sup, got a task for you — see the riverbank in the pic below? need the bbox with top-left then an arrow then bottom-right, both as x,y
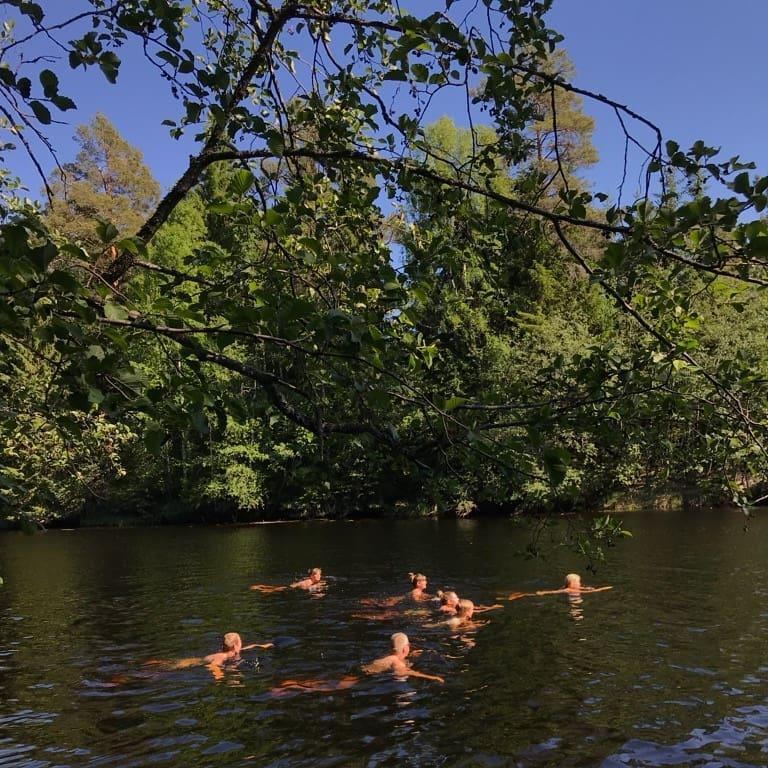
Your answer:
0,483 -> 737,531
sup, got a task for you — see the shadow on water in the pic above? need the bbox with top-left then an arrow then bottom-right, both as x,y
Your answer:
1,510 -> 768,766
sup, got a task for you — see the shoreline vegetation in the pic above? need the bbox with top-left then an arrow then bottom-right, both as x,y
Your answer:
0,484 -> 740,531
3,2 -> 768,535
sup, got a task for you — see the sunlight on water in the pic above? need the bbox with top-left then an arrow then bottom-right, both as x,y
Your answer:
1,511 -> 767,766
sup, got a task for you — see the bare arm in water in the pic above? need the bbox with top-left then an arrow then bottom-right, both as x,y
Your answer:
362,654 -> 444,683
270,675 -> 359,696
290,578 -> 327,590
504,591 -> 536,601
505,584 -> 612,599
249,584 -> 288,593
535,585 -> 613,596
473,603 -> 504,613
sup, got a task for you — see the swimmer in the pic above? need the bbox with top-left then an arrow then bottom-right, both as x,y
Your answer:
291,567 -> 325,591
202,632 -> 270,667
505,572 -> 612,601
362,632 -> 444,683
443,600 -> 487,631
147,632 -> 273,681
270,632 -> 442,696
356,572 -> 431,610
535,573 -> 613,596
437,590 -> 502,615
250,567 -> 325,593
437,590 -> 460,614
407,572 -> 431,602
426,601 -> 487,649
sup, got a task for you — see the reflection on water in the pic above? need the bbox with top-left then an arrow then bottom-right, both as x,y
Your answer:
1,510 -> 767,766
567,593 -> 584,623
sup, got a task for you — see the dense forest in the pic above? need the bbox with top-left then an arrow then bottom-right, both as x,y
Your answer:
1,1 -> 768,528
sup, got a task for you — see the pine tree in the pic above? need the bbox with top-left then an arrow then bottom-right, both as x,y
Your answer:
526,51 -> 598,189
45,114 -> 161,249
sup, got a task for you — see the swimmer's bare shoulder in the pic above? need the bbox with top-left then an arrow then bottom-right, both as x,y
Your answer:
361,654 -> 399,675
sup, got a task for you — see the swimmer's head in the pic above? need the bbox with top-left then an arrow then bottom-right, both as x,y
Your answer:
309,567 -> 322,584
408,572 -> 427,589
564,573 -> 581,589
391,632 -> 410,658
222,632 -> 242,653
456,599 -> 474,619
439,590 -> 459,607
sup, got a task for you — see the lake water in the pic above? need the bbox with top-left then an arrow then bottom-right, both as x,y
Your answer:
1,510 -> 768,767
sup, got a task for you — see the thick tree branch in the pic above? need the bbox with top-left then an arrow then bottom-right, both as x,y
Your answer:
101,0 -> 299,285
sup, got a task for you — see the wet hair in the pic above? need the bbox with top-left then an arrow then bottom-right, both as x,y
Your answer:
564,573 -> 581,588
391,632 -> 409,653
309,567 -> 322,578
222,632 -> 242,652
456,599 -> 474,618
438,590 -> 459,606
408,572 -> 427,587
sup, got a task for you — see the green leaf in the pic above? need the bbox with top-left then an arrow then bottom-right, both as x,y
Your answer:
603,243 -> 624,269
267,132 -> 284,157
116,237 -> 146,256
263,208 -> 282,226
444,396 -> 467,412
98,51 -> 121,84
20,2 -> 44,23
39,69 -> 58,97
157,50 -> 179,68
208,200 -> 235,215
103,301 -> 129,321
383,69 -> 408,81
228,168 -> 254,196
299,236 -> 323,258
96,220 -> 118,243
29,100 -> 51,125
16,77 -> 31,98
732,171 -> 751,195
86,344 -> 105,360
51,94 -> 76,111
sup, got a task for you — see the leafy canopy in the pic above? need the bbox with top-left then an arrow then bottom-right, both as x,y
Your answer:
1,1 -> 768,522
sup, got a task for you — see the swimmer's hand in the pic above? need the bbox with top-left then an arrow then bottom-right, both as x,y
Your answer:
406,669 -> 445,683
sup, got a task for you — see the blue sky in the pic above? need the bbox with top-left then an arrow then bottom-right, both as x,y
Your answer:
4,1 -> 767,202
549,1 -> 768,195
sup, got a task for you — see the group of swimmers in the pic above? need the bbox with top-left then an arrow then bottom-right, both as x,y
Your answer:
159,569 -> 611,689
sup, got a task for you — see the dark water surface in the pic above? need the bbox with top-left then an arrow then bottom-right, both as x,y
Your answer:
1,510 -> 768,767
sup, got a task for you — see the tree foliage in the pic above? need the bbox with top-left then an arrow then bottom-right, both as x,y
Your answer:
45,114 -> 161,248
1,1 -> 768,523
